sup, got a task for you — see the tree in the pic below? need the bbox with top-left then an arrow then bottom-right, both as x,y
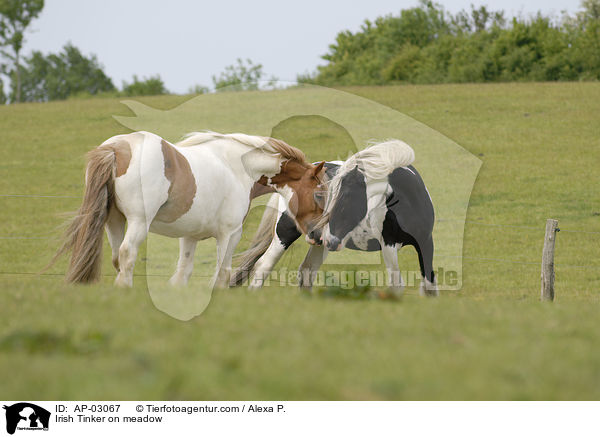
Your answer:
0,0 -> 44,103
212,58 -> 264,91
15,43 -> 115,101
314,1 -> 454,85
0,77 -> 5,103
579,0 -> 600,21
574,0 -> 600,78
121,74 -> 168,96
187,83 -> 209,95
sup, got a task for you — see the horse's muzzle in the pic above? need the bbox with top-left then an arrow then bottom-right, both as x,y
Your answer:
306,229 -> 323,246
325,235 -> 341,251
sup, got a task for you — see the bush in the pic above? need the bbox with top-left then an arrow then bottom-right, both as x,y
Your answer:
383,44 -> 424,82
121,75 -> 168,97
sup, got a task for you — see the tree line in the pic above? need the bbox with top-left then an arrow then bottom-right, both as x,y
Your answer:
0,1 -> 272,103
2,0 -> 599,103
300,0 -> 600,85
0,39 -> 171,103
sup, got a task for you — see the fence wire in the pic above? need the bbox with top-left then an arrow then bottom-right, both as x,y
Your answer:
1,193 -> 599,276
0,194 -> 79,199
438,219 -> 600,235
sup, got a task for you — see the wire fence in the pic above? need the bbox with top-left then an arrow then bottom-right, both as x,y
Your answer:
2,193 -> 599,276
0,271 -> 168,277
0,194 -> 79,199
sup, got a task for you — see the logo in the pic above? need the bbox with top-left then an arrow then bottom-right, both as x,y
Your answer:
3,403 -> 50,435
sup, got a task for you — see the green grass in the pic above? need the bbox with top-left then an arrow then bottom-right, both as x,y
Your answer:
1,83 -> 599,400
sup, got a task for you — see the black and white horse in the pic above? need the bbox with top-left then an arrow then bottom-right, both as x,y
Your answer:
231,140 -> 438,296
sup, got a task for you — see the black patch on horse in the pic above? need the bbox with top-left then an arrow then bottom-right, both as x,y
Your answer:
329,166 -> 367,240
346,238 -> 381,251
276,212 -> 301,248
382,166 -> 436,283
385,166 -> 434,239
323,162 -> 340,180
382,209 -> 418,247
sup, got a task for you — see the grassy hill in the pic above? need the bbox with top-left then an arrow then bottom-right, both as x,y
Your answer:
0,83 -> 598,399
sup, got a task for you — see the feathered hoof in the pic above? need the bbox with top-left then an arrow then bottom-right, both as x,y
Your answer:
114,274 -> 133,288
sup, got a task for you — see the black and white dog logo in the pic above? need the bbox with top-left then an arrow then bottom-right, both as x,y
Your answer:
3,403 -> 50,435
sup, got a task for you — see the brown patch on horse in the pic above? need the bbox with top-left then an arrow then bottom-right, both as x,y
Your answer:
250,178 -> 276,200
267,161 -> 309,187
155,139 -> 197,223
111,140 -> 132,177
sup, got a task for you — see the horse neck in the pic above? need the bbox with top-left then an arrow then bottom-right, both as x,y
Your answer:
205,140 -> 283,184
250,164 -> 302,202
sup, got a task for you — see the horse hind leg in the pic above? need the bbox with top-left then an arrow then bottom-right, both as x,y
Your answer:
115,218 -> 148,287
212,227 -> 244,290
416,235 -> 438,297
105,207 -> 126,272
169,237 -> 198,286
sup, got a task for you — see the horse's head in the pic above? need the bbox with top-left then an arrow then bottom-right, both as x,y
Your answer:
268,160 -> 327,235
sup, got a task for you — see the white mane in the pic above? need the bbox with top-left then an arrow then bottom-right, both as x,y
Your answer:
176,131 -> 307,163
177,131 -> 268,149
336,139 -> 415,182
319,139 -> 415,224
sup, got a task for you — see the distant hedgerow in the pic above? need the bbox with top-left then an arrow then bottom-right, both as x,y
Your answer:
121,75 -> 169,97
301,0 -> 600,85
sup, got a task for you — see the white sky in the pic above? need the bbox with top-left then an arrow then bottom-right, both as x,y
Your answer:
18,0 -> 580,93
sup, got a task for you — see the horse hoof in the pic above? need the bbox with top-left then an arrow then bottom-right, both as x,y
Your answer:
420,288 -> 439,297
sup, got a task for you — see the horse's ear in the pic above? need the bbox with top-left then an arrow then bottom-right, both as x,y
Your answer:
312,161 -> 325,176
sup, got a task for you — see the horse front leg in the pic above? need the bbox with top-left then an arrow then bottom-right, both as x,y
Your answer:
298,244 -> 328,290
382,244 -> 405,296
248,215 -> 301,290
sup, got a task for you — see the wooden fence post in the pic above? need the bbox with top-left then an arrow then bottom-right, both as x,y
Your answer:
541,219 -> 559,301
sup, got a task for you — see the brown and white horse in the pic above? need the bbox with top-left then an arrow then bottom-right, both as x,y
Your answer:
53,131 -> 325,288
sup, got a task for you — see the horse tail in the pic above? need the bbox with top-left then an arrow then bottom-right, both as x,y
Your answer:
230,194 -> 280,286
47,146 -> 117,283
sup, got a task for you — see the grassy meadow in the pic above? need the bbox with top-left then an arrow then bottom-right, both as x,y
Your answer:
0,83 -> 599,399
